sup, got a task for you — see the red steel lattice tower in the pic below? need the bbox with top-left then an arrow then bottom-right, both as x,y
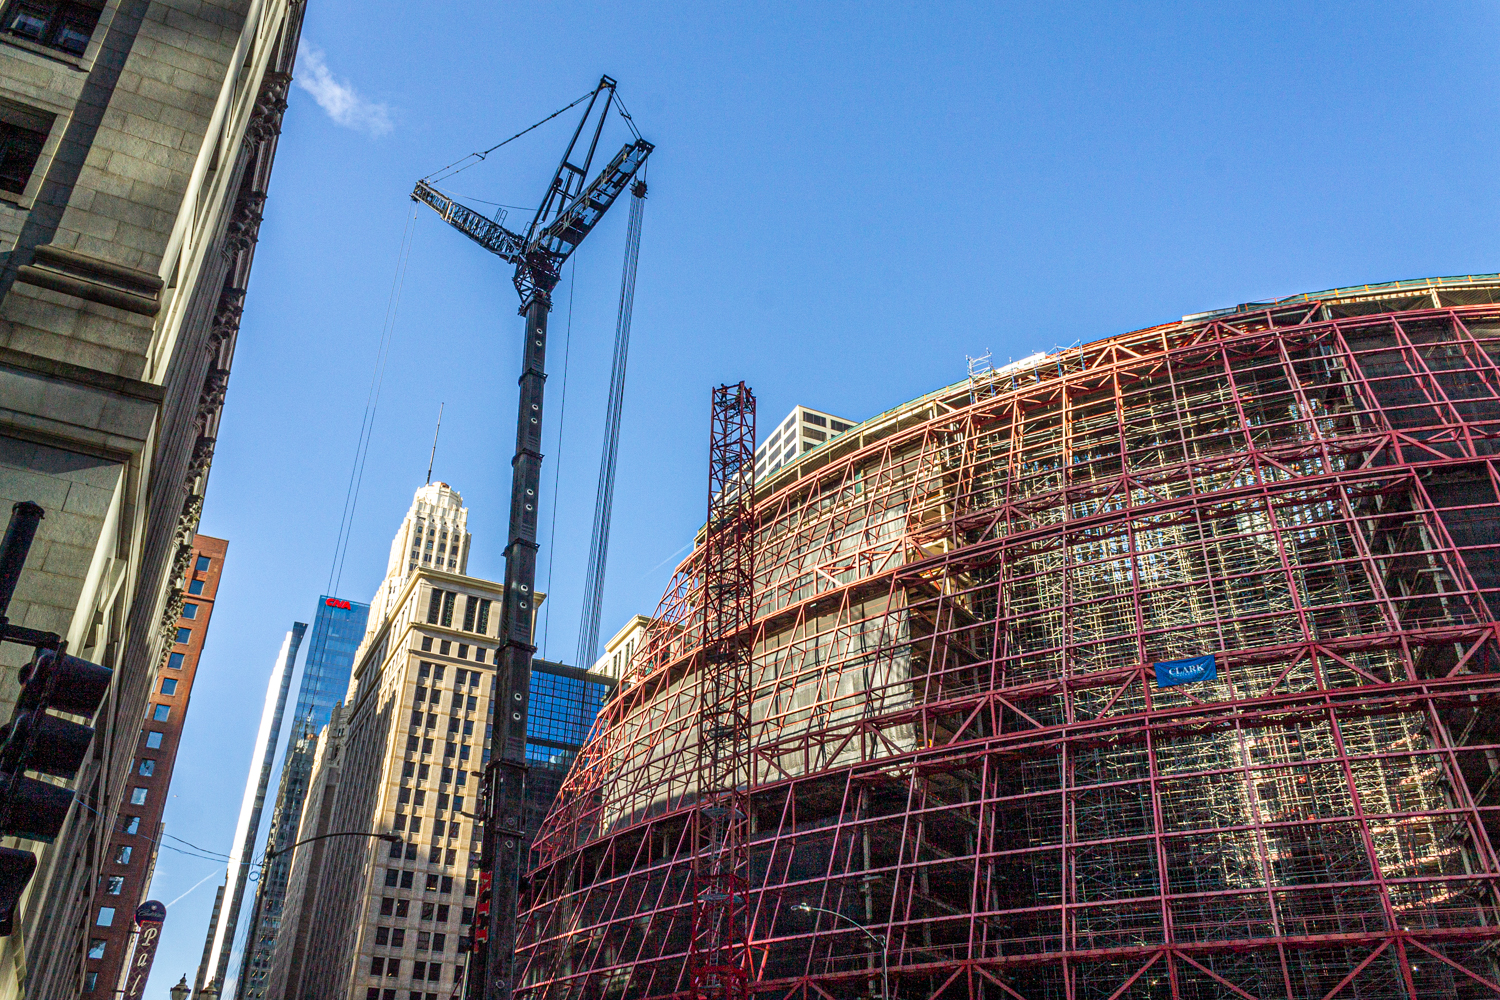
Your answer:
689,382 -> 757,1000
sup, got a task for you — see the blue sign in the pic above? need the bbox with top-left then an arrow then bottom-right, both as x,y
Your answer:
1153,654 -> 1217,688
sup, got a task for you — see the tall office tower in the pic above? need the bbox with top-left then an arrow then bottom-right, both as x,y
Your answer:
86,536 -> 227,995
265,702 -> 350,1000
0,2 -> 310,995
239,595 -> 370,1000
290,482 -> 496,999
366,481 -> 472,633
197,623 -> 307,995
752,404 -> 856,480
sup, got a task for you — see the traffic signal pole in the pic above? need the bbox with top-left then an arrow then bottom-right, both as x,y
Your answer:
0,500 -> 113,934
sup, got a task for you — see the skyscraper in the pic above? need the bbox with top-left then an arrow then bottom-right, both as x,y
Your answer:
196,624 -> 307,995
288,482 -> 493,998
238,595 -> 370,999
87,536 -> 227,996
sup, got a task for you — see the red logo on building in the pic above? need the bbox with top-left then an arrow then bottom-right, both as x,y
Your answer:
325,598 -> 352,609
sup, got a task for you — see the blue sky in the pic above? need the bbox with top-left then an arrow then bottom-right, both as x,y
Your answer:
144,1 -> 1500,991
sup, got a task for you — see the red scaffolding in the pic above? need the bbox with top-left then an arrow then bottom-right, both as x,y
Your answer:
520,276 -> 1500,1000
689,383 -> 758,1000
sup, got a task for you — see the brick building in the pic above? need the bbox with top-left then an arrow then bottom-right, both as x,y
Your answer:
86,535 -> 225,993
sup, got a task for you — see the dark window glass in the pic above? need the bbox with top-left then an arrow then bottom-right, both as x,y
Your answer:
427,963 -> 441,981
437,904 -> 450,922
402,762 -> 415,778
477,599 -> 491,635
462,596 -> 476,632
385,869 -> 399,887
88,938 -> 106,959
396,899 -> 409,917
425,873 -> 439,891
386,959 -> 399,978
376,926 -> 390,945
404,843 -> 417,861
427,589 -> 443,624
145,731 -> 163,749
84,972 -> 98,992
195,555 -> 210,571
167,652 -> 185,670
174,627 -> 191,645
3,1 -> 98,55
420,636 -> 432,651
421,901 -> 435,920
440,875 -> 453,894
370,958 -> 385,976
432,933 -> 446,952
803,412 -> 826,427
367,990 -> 380,1000
380,897 -> 394,916
400,871 -> 414,889
391,929 -> 404,946
440,591 -> 454,627
160,678 -> 177,695
181,603 -> 198,620
417,764 -> 429,780
187,578 -> 204,594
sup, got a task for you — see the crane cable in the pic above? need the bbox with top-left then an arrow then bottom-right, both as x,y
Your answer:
326,204 -> 419,597
422,85 -> 642,187
575,176 -> 646,667
423,90 -> 594,185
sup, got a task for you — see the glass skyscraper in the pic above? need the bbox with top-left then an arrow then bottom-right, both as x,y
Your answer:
236,595 -> 369,999
292,596 -> 371,735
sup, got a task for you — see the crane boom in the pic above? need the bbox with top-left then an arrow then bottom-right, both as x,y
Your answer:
409,76 -> 651,1000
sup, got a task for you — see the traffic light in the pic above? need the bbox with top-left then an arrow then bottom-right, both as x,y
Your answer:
0,501 -> 113,935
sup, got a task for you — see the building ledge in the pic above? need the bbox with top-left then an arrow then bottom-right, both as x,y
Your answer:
15,245 -> 164,317
0,344 -> 163,403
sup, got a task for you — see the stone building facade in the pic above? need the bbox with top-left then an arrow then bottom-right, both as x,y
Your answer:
0,1 -> 308,995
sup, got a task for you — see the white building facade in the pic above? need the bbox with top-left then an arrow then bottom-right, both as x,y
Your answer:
753,405 -> 856,480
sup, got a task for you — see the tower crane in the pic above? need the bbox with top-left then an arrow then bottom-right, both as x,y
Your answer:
411,75 -> 651,1000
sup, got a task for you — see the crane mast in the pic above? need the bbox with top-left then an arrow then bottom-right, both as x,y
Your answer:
411,75 -> 651,1000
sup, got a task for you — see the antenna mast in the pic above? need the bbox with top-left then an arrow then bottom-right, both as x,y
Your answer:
426,402 -> 444,484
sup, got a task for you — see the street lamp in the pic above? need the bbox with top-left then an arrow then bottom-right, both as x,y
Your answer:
792,902 -> 890,1000
263,830 -> 403,862
196,983 -> 219,1000
170,976 -> 190,1000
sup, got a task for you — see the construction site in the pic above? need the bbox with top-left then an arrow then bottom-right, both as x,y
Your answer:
510,275 -> 1500,1000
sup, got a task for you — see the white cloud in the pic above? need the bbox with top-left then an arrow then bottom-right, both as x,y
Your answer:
295,42 -> 393,137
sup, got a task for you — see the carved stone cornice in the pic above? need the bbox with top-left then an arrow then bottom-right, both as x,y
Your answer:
221,192 -> 267,262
